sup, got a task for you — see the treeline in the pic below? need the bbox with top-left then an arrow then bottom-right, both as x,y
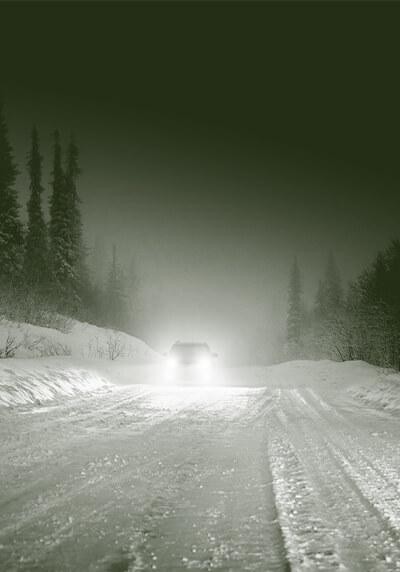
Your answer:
0,102 -> 133,332
286,242 -> 400,369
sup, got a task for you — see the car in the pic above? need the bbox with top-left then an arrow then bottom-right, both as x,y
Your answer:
166,341 -> 217,368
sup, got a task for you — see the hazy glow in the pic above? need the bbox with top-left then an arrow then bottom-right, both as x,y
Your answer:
166,356 -> 178,368
3,3 -> 399,367
197,355 -> 212,369
163,362 -> 214,385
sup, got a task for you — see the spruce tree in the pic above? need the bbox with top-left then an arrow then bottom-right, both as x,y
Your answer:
325,251 -> 343,312
92,235 -> 106,285
65,136 -> 83,270
49,130 -> 74,305
24,126 -> 48,289
65,135 -> 89,311
314,252 -> 343,320
287,257 -> 303,344
312,252 -> 345,360
314,279 -> 327,320
0,102 -> 24,286
105,245 -> 127,330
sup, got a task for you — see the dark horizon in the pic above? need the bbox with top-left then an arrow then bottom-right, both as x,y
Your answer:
2,1 -> 400,363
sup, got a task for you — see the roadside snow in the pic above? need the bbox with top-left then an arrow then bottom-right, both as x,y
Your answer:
267,359 -> 400,415
0,317 -> 160,407
2,317 -> 400,415
0,358 -> 111,407
347,369 -> 400,414
2,356 -> 400,569
0,318 -> 159,362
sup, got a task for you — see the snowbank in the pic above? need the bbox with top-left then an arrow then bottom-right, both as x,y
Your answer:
267,359 -> 400,415
0,318 -> 159,363
0,317 -> 161,407
0,358 -> 111,407
347,369 -> 400,414
217,359 -> 383,390
218,359 -> 400,414
2,324 -> 400,414
265,359 -> 382,389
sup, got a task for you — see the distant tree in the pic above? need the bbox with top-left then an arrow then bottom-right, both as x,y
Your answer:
24,126 -> 48,289
284,242 -> 400,368
64,135 -> 90,312
314,279 -> 327,321
92,234 -> 107,285
325,251 -> 343,311
126,255 -> 140,331
306,252 -> 345,360
347,240 -> 400,368
65,136 -> 84,277
104,245 -> 128,330
287,256 -> 303,345
315,251 -> 343,320
49,130 -> 69,300
0,102 -> 24,286
49,132 -> 87,312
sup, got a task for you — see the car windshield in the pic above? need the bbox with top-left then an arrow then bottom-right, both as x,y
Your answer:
170,343 -> 210,360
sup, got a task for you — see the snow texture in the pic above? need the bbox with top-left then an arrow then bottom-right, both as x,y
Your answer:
0,317 -> 159,362
0,359 -> 111,407
0,318 -> 160,407
1,357 -> 400,570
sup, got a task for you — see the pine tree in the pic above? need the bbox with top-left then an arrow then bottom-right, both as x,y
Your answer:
65,136 -> 83,271
105,245 -> 128,330
92,234 -> 106,285
325,251 -> 343,312
0,102 -> 24,286
312,252 -> 345,360
126,255 -> 139,327
49,130 -> 80,310
24,126 -> 48,289
287,257 -> 303,344
315,252 -> 343,320
314,279 -> 326,319
49,130 -> 67,295
65,135 -> 89,312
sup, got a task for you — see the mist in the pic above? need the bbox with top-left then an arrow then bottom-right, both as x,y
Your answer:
3,3 -> 400,571
1,2 -> 399,364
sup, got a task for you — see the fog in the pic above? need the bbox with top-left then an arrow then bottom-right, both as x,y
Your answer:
2,2 -> 400,364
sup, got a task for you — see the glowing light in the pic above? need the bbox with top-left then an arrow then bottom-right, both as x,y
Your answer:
167,356 -> 178,367
197,355 -> 212,368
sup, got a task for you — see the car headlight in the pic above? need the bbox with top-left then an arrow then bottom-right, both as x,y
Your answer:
197,355 -> 212,368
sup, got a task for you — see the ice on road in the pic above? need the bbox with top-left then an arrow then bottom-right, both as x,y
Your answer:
1,365 -> 400,571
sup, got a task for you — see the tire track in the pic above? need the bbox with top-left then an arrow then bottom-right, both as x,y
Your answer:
1,387 -> 286,571
269,388 -> 400,571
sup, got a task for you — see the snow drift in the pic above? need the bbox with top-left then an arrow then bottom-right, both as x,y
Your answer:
219,359 -> 400,415
0,358 -> 111,407
2,316 -> 400,414
0,317 -> 160,407
0,318 -> 159,362
347,368 -> 400,414
269,359 -> 400,415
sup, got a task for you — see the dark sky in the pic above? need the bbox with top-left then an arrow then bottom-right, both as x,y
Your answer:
2,1 -> 400,363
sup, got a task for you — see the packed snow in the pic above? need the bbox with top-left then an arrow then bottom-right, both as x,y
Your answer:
0,317 -> 159,362
261,358 -> 400,415
2,336 -> 400,570
0,318 -> 160,407
0,359 -> 112,407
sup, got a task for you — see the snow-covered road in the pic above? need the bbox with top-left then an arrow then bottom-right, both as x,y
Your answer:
1,368 -> 400,571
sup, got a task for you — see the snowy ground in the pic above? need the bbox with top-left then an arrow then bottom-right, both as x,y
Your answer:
1,360 -> 400,571
0,318 -> 159,362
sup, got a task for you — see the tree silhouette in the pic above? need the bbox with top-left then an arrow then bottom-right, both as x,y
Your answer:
0,102 -> 24,286
24,126 -> 48,289
287,256 -> 303,345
